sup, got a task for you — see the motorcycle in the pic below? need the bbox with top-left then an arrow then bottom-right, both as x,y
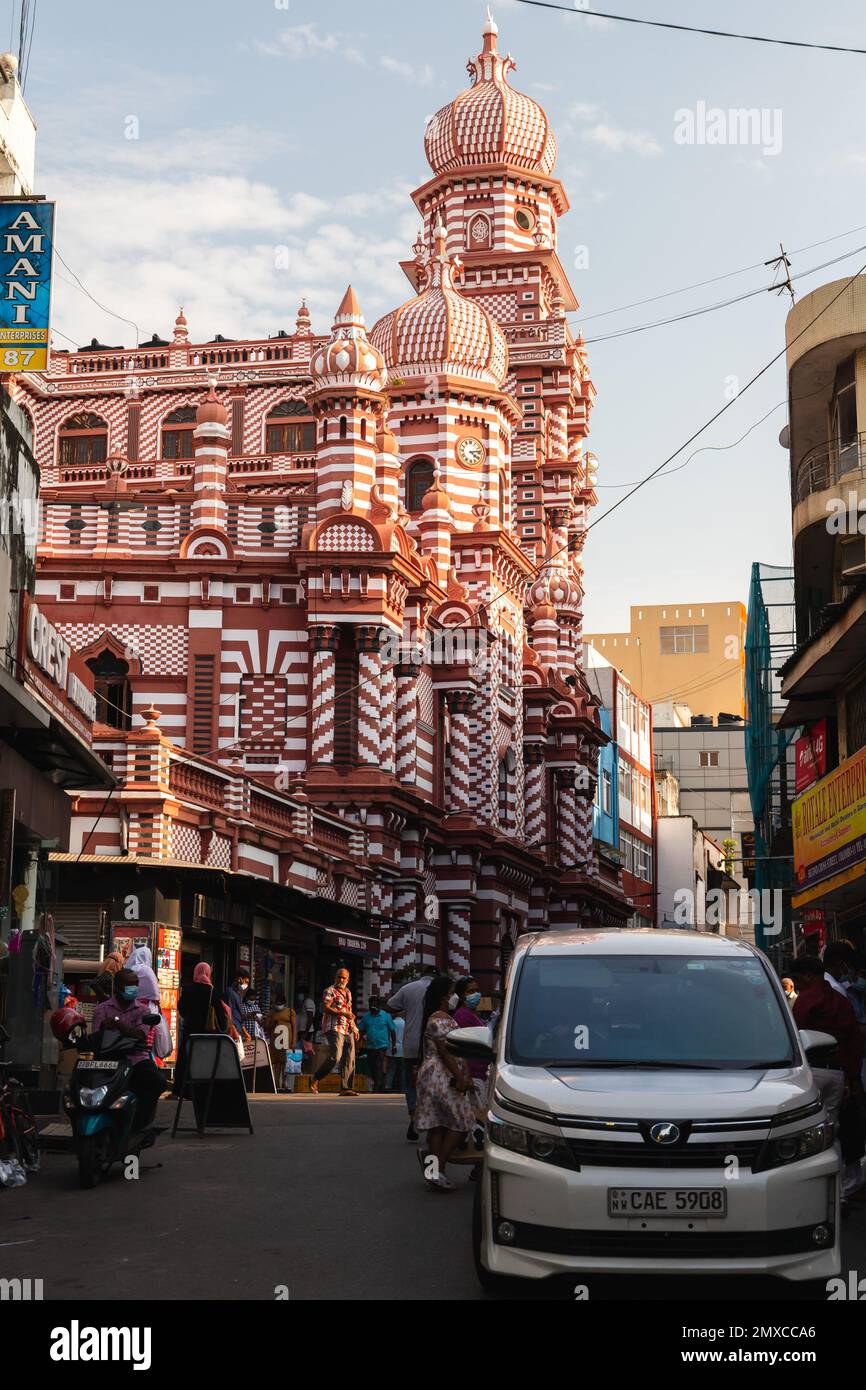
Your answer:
63,1015 -> 166,1189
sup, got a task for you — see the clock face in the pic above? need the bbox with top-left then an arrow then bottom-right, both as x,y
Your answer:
457,436 -> 485,468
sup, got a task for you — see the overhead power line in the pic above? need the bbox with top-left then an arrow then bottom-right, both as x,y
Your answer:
514,0 -> 866,56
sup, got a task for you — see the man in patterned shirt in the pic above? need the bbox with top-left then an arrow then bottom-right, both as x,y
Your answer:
310,967 -> 359,1095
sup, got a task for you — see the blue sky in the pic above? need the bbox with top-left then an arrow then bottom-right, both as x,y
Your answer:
20,0 -> 866,629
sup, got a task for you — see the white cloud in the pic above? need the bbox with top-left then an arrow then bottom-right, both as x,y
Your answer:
254,24 -> 366,65
583,123 -> 661,156
380,55 -> 435,86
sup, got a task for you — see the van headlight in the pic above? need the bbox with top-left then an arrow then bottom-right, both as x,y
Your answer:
759,1121 -> 835,1171
487,1115 -> 574,1169
78,1085 -> 109,1109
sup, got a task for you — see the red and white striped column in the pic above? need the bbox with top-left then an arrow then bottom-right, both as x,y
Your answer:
379,656 -> 396,774
556,769 -> 579,869
523,743 -> 546,845
395,661 -> 419,783
354,626 -> 382,765
446,904 -> 472,977
192,381 -> 229,531
447,690 -> 475,813
309,624 -> 340,764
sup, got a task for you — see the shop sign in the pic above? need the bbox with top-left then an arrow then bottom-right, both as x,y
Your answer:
795,719 -> 827,795
0,200 -> 55,370
792,744 -> 866,895
21,596 -> 97,741
323,927 -> 379,957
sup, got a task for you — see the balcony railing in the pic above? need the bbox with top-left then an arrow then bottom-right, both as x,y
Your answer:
794,434 -> 866,503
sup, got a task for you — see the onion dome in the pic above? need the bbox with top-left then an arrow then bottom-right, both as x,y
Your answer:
370,219 -> 508,388
295,299 -> 312,336
172,308 -> 189,344
424,12 -> 557,178
196,376 -> 228,427
310,285 -> 386,391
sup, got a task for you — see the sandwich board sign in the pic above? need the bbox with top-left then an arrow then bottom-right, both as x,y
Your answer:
0,198 -> 55,370
171,1033 -> 254,1137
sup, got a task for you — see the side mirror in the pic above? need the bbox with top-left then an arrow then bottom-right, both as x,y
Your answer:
446,1025 -> 495,1062
798,1028 -> 839,1065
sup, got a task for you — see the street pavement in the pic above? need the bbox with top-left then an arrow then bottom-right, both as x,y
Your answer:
3,1094 -> 866,1302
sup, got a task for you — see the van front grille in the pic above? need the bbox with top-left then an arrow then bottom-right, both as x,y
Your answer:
565,1138 -> 763,1169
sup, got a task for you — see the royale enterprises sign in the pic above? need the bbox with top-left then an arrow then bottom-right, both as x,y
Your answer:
792,743 -> 866,902
0,199 -> 55,370
20,596 -> 97,742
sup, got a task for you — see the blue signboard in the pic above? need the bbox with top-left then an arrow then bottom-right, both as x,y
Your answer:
0,198 -> 54,369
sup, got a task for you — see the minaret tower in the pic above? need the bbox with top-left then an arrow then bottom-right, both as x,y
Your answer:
307,285 -> 387,522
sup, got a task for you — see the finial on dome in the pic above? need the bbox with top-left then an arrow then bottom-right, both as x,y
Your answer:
296,299 -> 312,335
483,6 -> 498,52
173,307 -> 189,343
432,215 -> 448,259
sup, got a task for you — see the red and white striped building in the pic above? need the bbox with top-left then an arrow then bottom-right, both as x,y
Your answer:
16,16 -> 627,991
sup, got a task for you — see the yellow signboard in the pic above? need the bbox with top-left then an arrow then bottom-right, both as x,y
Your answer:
792,743 -> 866,899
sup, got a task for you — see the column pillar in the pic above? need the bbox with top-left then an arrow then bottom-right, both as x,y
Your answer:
446,690 -> 476,813
309,624 -> 340,765
523,743 -> 546,845
380,654 -> 396,774
446,903 -> 472,977
555,769 -> 579,869
354,625 -> 383,765
394,661 -> 419,783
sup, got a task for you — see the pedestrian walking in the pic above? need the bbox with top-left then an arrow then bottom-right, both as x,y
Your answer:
223,969 -> 253,1041
359,995 -> 396,1093
793,955 -> 865,1202
386,965 -> 435,1139
265,996 -> 296,1092
413,975 -> 475,1192
386,1015 -> 405,1092
310,967 -> 359,1096
781,976 -> 797,1006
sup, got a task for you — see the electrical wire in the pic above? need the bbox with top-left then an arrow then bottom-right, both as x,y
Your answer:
570,222 -> 866,327
53,246 -> 142,345
579,241 -> 866,346
514,0 -> 866,56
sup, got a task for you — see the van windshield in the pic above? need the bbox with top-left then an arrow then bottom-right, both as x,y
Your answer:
507,954 -> 795,1069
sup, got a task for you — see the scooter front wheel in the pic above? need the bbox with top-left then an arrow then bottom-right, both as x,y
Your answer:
77,1130 -> 112,1189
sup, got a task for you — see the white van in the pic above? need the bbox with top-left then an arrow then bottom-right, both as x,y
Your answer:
448,929 -> 841,1291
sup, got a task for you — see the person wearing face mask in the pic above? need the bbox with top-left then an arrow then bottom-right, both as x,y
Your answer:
413,975 -> 474,1192
359,993 -> 396,1093
452,977 -> 490,1105
223,969 -> 253,1042
91,969 -> 164,1130
823,941 -> 857,998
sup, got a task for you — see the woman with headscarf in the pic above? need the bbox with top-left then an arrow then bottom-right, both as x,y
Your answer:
175,961 -> 225,1092
123,945 -> 171,1067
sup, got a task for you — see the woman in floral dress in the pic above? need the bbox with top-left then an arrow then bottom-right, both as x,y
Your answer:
414,975 -> 476,1192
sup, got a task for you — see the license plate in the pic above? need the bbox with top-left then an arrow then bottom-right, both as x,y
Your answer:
608,1187 -> 727,1218
75,1060 -> 119,1071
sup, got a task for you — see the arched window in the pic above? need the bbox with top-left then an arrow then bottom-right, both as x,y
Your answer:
161,405 -> 197,460
58,412 -> 108,468
405,457 -> 435,514
339,416 -> 347,440
86,649 -> 132,730
265,399 -> 315,454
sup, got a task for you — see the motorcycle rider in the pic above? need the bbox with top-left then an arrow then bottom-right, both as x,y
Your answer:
91,968 -> 164,1130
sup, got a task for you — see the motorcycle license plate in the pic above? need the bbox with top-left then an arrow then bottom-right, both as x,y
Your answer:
75,1060 -> 119,1070
608,1187 -> 727,1217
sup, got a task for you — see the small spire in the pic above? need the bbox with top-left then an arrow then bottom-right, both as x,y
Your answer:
483,6 -> 498,52
335,284 -> 364,325
173,307 -> 189,343
295,299 -> 312,335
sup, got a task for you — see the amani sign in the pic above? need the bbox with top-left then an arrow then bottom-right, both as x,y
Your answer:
792,744 -> 866,904
0,199 -> 54,370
